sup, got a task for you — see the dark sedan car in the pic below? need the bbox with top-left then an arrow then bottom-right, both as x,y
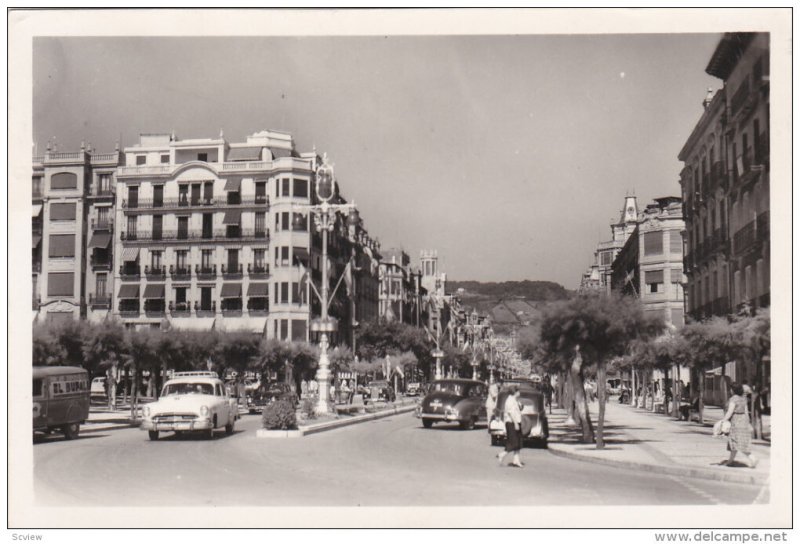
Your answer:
248,382 -> 298,414
415,379 -> 487,430
364,380 -> 396,403
488,388 -> 549,447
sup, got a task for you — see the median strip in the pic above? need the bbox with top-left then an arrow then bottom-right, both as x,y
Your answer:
256,402 -> 417,438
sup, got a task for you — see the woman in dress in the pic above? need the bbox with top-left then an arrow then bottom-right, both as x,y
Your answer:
497,385 -> 524,468
722,382 -> 758,468
485,383 -> 499,423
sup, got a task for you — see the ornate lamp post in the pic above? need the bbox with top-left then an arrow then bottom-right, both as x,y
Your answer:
293,154 -> 360,415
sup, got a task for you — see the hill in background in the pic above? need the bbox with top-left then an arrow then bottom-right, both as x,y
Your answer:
448,280 -> 572,334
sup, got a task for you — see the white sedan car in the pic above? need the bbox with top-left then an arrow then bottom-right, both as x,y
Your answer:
141,372 -> 239,441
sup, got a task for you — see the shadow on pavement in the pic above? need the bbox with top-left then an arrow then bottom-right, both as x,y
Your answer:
34,433 -> 106,445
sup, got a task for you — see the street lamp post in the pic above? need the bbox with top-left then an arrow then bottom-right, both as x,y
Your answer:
293,153 -> 361,416
432,348 -> 444,381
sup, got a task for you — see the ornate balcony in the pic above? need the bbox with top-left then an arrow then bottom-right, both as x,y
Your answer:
121,228 -> 270,244
168,301 -> 192,317
90,254 -> 112,270
194,300 -> 216,317
90,218 -> 114,231
89,294 -> 111,309
222,263 -> 243,279
121,195 -> 270,212
144,265 -> 167,280
733,221 -> 756,255
169,265 -> 192,280
196,264 -> 217,280
119,265 -> 141,281
247,264 -> 269,278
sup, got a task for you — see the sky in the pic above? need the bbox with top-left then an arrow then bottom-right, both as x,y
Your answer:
33,34 -> 721,289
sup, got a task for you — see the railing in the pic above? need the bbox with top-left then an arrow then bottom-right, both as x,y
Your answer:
194,300 -> 216,317
756,211 -> 770,240
168,301 -> 192,316
44,152 -> 84,161
90,153 -> 119,163
119,308 -> 141,318
117,164 -> 173,176
89,294 -> 111,308
144,265 -> 167,280
169,265 -> 192,279
117,160 -> 280,177
33,156 -> 44,164
122,196 -> 270,210
90,187 -> 114,197
91,218 -> 114,230
733,221 -> 756,255
730,76 -> 751,115
222,264 -> 243,278
196,265 -> 217,279
247,308 -> 269,316
220,161 -> 272,171
222,308 -> 243,317
248,264 -> 269,277
121,228 -> 270,243
90,255 -> 112,269
119,265 -> 141,280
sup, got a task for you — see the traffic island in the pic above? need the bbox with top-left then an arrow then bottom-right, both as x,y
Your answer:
255,400 -> 417,439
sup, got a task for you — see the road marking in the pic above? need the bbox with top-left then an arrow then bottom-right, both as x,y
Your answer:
752,483 -> 770,504
668,476 -> 722,505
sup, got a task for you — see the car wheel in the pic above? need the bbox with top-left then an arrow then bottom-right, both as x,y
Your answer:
460,417 -> 476,430
148,430 -> 159,441
62,423 -> 79,440
225,421 -> 234,435
422,418 -> 434,428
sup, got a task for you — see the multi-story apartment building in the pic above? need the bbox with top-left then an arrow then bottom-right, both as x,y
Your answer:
679,32 -> 770,320
610,197 -> 686,327
420,249 -> 449,337
113,130 -> 313,336
32,143 -> 122,324
580,196 -> 639,292
378,248 -> 424,326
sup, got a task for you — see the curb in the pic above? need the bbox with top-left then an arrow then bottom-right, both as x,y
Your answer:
547,442 -> 767,486
82,423 -> 137,434
255,403 -> 417,438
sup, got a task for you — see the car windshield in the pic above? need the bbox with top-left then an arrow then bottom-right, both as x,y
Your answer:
162,382 -> 215,396
433,382 -> 464,396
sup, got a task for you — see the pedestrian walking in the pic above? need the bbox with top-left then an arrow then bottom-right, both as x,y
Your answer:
721,382 -> 758,468
485,383 -> 499,421
543,376 -> 554,414
497,385 -> 524,468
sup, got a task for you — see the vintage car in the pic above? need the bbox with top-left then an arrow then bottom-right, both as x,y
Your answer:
140,371 -> 239,440
501,377 -> 542,392
405,382 -> 422,397
488,387 -> 549,447
364,380 -> 396,403
248,382 -> 298,414
415,379 -> 488,430
90,376 -> 107,400
33,366 -> 90,440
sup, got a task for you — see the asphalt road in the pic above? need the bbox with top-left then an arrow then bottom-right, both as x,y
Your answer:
34,412 -> 767,507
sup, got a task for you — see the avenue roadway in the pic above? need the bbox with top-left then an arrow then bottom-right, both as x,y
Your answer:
34,412 -> 766,507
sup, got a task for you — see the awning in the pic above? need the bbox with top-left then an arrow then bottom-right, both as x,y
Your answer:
247,283 -> 269,297
293,247 -> 310,266
32,235 -> 41,248
143,284 -> 165,299
223,178 -> 241,192
118,284 -> 140,299
269,148 -> 294,159
220,283 -> 242,298
121,247 -> 140,262
88,231 -> 112,249
222,210 -> 241,225
227,147 -> 263,161
32,204 -> 42,217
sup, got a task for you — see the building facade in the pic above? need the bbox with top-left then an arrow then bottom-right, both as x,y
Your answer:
580,196 -> 639,292
32,144 -> 123,324
679,32 -> 770,320
378,248 -> 424,326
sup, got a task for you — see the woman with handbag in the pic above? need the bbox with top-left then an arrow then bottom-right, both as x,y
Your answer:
721,382 -> 758,468
496,385 -> 524,468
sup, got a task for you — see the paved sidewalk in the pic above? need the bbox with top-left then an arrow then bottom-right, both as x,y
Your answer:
547,400 -> 770,486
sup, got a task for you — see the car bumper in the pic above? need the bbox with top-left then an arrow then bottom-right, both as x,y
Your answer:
140,418 -> 213,432
416,411 -> 462,422
488,420 -> 547,439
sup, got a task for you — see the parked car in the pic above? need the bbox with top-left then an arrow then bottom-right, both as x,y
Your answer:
415,379 -> 488,430
406,382 -> 422,397
248,382 -> 298,414
488,387 -> 549,447
140,371 -> 238,440
33,366 -> 90,440
501,377 -> 542,392
364,380 -> 395,403
90,376 -> 106,399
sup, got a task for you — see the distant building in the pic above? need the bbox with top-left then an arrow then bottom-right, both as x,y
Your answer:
580,196 -> 639,293
378,248 -> 424,326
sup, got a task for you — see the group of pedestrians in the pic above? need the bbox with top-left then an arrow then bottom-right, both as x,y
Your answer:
485,383 -> 524,468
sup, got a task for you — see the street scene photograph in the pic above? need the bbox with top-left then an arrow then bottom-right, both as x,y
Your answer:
8,8 -> 791,532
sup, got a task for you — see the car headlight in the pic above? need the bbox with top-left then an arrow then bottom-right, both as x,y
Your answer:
143,406 -> 150,417
200,405 -> 209,416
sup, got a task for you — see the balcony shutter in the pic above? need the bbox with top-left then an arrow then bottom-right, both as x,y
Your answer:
643,232 -> 663,255
644,270 -> 664,284
670,269 -> 683,283
669,231 -> 683,253
50,172 -> 77,189
48,234 -> 75,257
50,202 -> 77,221
47,272 -> 74,296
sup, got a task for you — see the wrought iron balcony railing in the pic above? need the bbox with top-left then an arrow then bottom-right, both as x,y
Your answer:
121,228 -> 270,243
122,195 -> 270,210
89,294 -> 111,308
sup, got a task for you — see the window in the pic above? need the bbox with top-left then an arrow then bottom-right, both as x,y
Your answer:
669,231 -> 682,253
203,182 -> 214,204
51,172 -> 78,190
152,215 -> 163,240
50,202 -> 76,221
280,320 -> 289,340
275,246 -> 280,267
291,320 -> 307,341
253,249 -> 265,269
136,156 -> 146,166
293,179 -> 308,198
645,270 -> 664,294
201,250 -> 213,270
33,379 -> 43,398
281,212 -> 290,230
281,247 -> 290,266
98,173 -> 112,194
276,179 -> 280,198
151,250 -> 162,270
153,185 -> 164,208
175,287 -> 187,304
227,249 -> 239,271
127,185 -> 139,208
96,207 -> 109,228
32,177 -> 42,197
191,184 -> 201,206
670,269 -> 683,285
178,216 -> 189,240
179,185 -> 189,205
600,251 -> 612,266
176,250 -> 187,271
198,153 -> 208,162
48,272 -> 74,296
281,282 -> 289,303
160,154 -> 169,164
282,178 -> 290,197
255,181 -> 267,203
48,234 -> 75,258
202,213 -> 213,239
201,287 -> 212,311
255,212 -> 266,236
96,273 -> 107,297
643,232 -> 663,256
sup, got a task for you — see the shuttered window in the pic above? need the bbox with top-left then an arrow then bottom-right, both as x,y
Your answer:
50,172 -> 77,189
669,231 -> 683,254
48,272 -> 74,296
48,234 -> 75,258
291,319 -> 307,341
645,270 -> 664,284
670,269 -> 683,283
643,232 -> 663,255
50,202 -> 76,221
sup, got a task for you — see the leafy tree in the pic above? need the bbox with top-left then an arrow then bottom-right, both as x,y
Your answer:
328,344 -> 354,375
82,321 -> 126,377
538,292 -> 664,447
213,332 -> 261,378
52,320 -> 89,368
32,325 -> 65,366
356,320 -> 434,379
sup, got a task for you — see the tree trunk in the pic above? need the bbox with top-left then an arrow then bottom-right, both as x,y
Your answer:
563,371 -> 575,424
130,365 -> 139,422
631,368 -> 637,406
671,365 -> 680,419
698,371 -> 705,424
570,352 -> 594,444
596,361 -> 607,449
